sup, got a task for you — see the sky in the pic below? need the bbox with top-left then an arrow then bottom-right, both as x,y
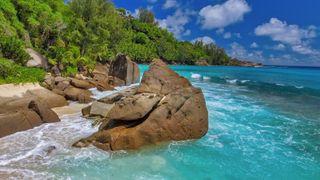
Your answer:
112,0 -> 320,66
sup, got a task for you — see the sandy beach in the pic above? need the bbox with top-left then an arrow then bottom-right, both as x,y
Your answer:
0,83 -> 43,98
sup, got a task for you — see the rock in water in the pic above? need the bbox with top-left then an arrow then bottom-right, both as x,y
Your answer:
74,59 -> 208,151
137,59 -> 191,95
109,54 -> 140,86
0,99 -> 60,138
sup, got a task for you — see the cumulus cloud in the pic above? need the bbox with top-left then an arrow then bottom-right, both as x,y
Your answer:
192,36 -> 216,45
158,9 -> 194,38
255,18 -> 316,45
199,0 -> 251,29
228,42 -> 264,62
223,32 -> 232,39
163,0 -> 178,9
216,28 -> 241,39
255,18 -> 319,56
250,42 -> 259,48
273,43 -> 286,50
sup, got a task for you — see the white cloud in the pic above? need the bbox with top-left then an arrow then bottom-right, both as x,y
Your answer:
228,42 -> 264,62
255,18 -> 319,56
131,9 -> 140,18
291,44 -> 317,55
216,28 -> 224,34
158,9 -> 194,38
273,43 -> 286,50
255,18 -> 316,45
234,33 -> 241,38
223,32 -> 232,39
199,0 -> 251,29
163,0 -> 178,9
192,36 -> 216,45
250,42 -> 259,48
183,29 -> 191,36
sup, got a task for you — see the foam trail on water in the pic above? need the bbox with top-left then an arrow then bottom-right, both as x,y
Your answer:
90,83 -> 138,99
191,73 -> 201,79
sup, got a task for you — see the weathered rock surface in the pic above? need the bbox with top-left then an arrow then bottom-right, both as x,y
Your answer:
137,59 -> 191,95
70,78 -> 95,90
109,54 -> 140,86
25,88 -> 68,108
43,75 -> 94,104
64,86 -> 93,104
74,59 -> 208,151
106,93 -> 161,121
90,101 -> 115,117
0,99 -> 60,138
25,48 -> 48,69
43,54 -> 141,103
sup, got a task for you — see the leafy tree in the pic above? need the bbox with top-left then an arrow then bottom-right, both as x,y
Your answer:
0,0 -> 232,82
138,8 -> 155,24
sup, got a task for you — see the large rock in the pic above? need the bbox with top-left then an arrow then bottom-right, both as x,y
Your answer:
70,78 -> 95,90
25,48 -> 48,69
0,99 -> 60,138
106,93 -> 161,122
109,54 -> 140,86
137,59 -> 191,95
64,86 -> 93,104
75,59 -> 208,151
90,101 -> 115,117
25,88 -> 68,108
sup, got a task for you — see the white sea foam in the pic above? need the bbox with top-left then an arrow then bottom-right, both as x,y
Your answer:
240,80 -> 250,83
203,76 -> 211,80
0,114 -> 99,178
227,79 -> 238,84
191,73 -> 201,79
90,83 -> 138,99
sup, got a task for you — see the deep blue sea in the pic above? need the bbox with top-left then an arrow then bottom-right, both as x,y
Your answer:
0,65 -> 319,179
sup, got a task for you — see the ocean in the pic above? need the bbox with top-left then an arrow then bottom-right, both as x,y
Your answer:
0,65 -> 320,179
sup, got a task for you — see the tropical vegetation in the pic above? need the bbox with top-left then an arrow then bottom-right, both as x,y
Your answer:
0,0 -> 231,81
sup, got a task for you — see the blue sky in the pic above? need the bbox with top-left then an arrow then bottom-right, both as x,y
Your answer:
112,0 -> 320,66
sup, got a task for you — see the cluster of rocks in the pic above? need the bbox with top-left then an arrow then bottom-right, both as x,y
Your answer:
0,54 -> 140,138
74,59 -> 208,151
0,88 -> 67,138
43,54 -> 140,104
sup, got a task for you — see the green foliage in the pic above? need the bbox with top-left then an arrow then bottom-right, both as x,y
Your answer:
116,41 -> 158,63
0,36 -> 30,65
138,8 -> 155,24
133,32 -> 149,44
0,58 -> 15,78
0,58 -> 45,84
0,0 -> 231,85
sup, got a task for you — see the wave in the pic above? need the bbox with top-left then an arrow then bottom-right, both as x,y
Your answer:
191,73 -> 201,79
197,75 -> 320,99
226,79 -> 238,84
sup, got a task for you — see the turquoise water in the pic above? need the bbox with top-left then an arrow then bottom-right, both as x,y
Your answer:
0,65 -> 320,179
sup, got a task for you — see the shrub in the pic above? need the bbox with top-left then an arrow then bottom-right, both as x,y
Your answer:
0,58 -> 45,84
0,36 -> 30,65
0,58 -> 15,78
